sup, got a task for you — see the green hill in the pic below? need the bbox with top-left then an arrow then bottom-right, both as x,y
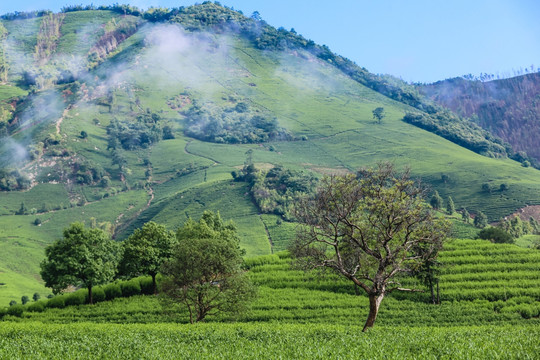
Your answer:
1,3 -> 540,304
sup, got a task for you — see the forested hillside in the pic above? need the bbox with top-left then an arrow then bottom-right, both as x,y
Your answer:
420,73 -> 540,164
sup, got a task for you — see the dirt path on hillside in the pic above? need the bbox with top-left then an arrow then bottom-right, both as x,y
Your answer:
184,140 -> 220,165
56,107 -> 70,135
112,164 -> 156,239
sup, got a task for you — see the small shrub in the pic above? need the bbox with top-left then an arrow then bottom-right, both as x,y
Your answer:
92,287 -> 106,303
477,227 -> 513,244
139,277 -> 154,295
7,304 -> 24,317
0,307 -> 6,319
104,283 -> 122,300
64,290 -> 86,306
47,295 -> 66,309
9,300 -> 16,306
26,301 -> 45,313
518,305 -> 535,319
121,279 -> 141,297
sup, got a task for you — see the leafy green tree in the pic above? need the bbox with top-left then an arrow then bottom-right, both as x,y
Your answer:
482,183 -> 493,193
477,227 -> 513,244
9,300 -> 16,306
529,217 -> 540,235
40,222 -> 120,304
119,221 -> 176,294
430,191 -> 443,210
16,202 -> 27,215
292,163 -> 450,331
372,107 -> 386,124
160,211 -> 256,323
461,208 -> 470,223
446,196 -> 455,215
21,295 -> 29,305
474,211 -> 488,228
112,149 -> 127,171
32,292 -> 41,302
411,252 -> 442,304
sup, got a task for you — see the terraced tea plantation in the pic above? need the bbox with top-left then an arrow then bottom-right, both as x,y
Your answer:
1,238 -> 538,358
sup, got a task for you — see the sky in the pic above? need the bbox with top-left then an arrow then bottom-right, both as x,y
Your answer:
1,0 -> 539,83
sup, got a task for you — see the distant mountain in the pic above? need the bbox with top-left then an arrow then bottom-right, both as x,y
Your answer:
420,73 -> 540,164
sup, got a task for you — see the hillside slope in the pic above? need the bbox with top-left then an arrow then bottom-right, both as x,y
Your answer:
420,73 -> 540,163
1,3 -> 540,304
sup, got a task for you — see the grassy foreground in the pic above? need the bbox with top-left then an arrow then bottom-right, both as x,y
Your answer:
0,322 -> 538,360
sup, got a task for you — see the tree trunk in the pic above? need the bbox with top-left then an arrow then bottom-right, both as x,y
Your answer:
436,279 -> 440,305
363,293 -> 384,332
152,273 -> 157,295
429,278 -> 435,304
88,285 -> 93,304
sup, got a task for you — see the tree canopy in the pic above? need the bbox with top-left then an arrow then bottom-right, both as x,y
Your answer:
160,211 -> 255,323
372,107 -> 386,124
40,222 -> 120,304
292,163 -> 450,331
474,211 -> 488,228
119,221 -> 176,294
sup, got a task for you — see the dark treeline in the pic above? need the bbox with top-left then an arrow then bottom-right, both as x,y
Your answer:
232,158 -> 318,221
183,97 -> 291,144
403,111 -> 510,159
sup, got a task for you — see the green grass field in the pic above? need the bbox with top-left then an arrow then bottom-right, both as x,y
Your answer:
0,322 -> 538,360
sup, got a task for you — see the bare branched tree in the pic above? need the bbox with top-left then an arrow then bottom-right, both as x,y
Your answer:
292,163 -> 450,331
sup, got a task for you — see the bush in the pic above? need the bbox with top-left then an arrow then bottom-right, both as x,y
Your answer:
7,304 -> 24,317
518,305 -> 538,319
477,227 -> 513,244
139,277 -> 154,295
47,295 -> 66,309
121,279 -> 141,297
0,307 -> 6,319
104,283 -> 122,300
26,301 -> 45,313
64,290 -> 87,306
92,287 -> 106,303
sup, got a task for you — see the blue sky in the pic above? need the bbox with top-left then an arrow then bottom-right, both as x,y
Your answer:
1,0 -> 539,83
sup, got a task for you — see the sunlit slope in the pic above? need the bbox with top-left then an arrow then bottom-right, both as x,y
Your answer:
1,11 -> 540,304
